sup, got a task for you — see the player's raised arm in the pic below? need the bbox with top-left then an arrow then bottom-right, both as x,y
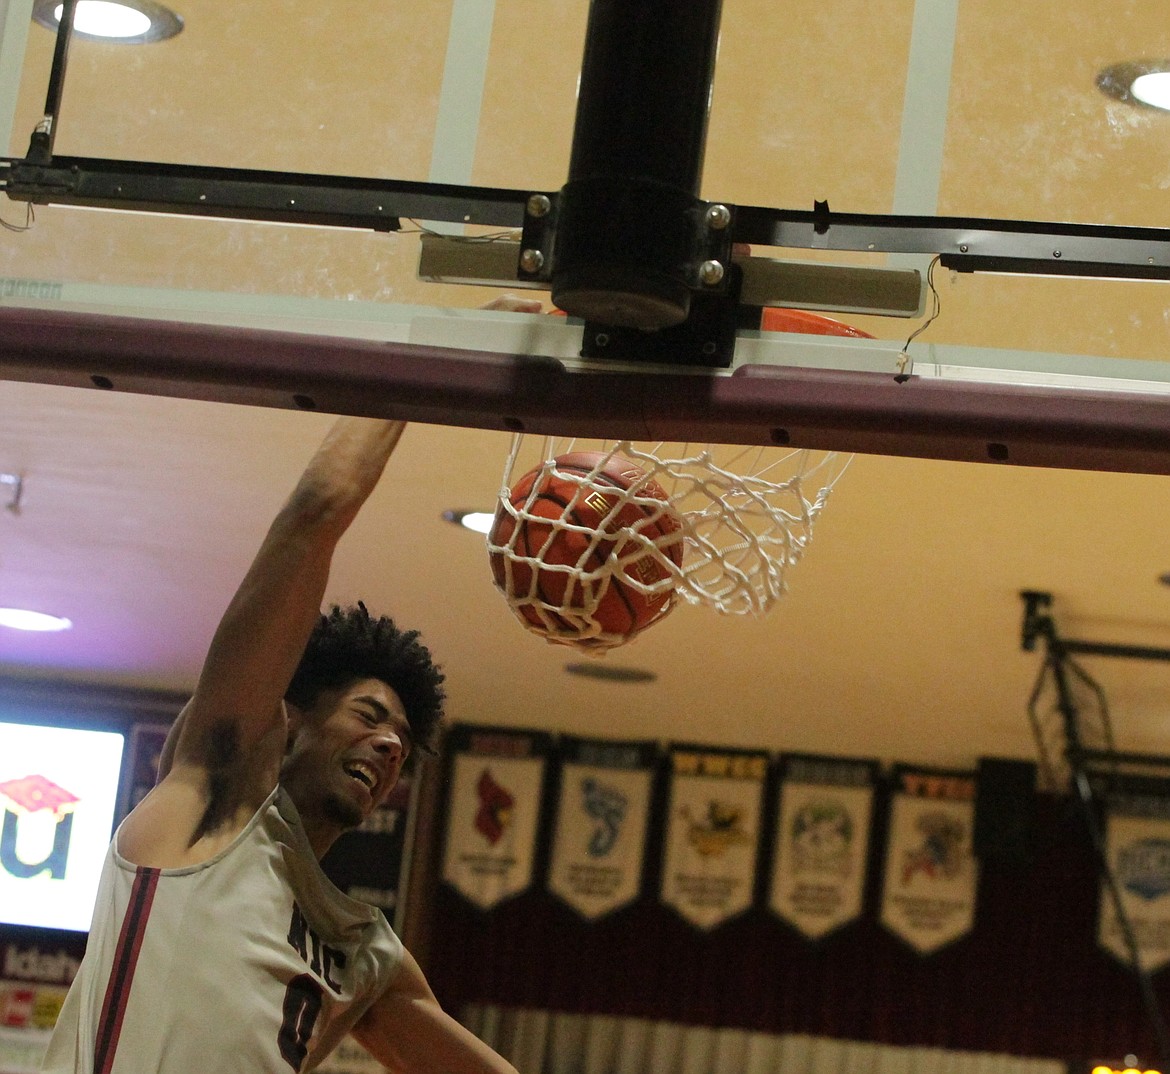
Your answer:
122,417 -> 406,864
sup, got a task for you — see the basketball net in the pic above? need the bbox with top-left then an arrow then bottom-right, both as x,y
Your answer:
488,434 -> 850,650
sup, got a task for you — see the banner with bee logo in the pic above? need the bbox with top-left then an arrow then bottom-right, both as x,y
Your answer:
769,754 -> 878,939
880,766 -> 979,954
660,745 -> 768,930
547,737 -> 658,919
441,725 -> 553,910
1098,784 -> 1170,972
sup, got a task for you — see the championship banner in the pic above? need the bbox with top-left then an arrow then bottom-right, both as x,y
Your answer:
768,754 -> 877,939
660,745 -> 768,930
1098,785 -> 1170,972
547,737 -> 657,919
880,766 -> 979,954
441,725 -> 552,910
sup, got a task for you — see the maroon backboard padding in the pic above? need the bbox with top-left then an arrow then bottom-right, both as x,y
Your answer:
2,305 -> 1170,474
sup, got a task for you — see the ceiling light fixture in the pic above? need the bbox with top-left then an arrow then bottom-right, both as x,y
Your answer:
32,0 -> 184,44
1097,60 -> 1170,112
442,509 -> 495,535
0,607 -> 72,632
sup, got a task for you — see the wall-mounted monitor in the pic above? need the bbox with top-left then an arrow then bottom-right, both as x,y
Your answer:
0,719 -> 126,933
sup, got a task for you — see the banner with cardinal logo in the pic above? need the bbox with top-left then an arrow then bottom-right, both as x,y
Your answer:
441,725 -> 552,910
547,736 -> 658,919
880,766 -> 978,954
660,745 -> 768,930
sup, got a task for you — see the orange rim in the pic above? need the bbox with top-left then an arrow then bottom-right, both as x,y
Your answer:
550,305 -> 873,338
760,307 -> 874,338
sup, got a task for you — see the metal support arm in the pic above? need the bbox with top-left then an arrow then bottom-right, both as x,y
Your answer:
7,156 -> 1170,283
1020,590 -> 1170,775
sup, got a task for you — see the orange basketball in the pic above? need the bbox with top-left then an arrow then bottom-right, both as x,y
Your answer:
489,452 -> 685,644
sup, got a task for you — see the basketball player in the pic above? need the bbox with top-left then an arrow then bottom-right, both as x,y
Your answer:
43,297 -> 543,1074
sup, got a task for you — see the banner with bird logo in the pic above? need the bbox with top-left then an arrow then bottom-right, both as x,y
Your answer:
440,725 -> 553,910
659,745 -> 768,930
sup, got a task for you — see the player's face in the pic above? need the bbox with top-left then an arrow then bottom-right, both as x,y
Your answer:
282,677 -> 412,834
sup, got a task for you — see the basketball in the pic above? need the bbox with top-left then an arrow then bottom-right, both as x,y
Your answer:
488,451 -> 685,644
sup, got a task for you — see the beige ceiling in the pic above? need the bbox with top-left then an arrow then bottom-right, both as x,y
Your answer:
3,0 -> 1170,782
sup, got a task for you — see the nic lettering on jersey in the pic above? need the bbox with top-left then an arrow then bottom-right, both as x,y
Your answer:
286,902 -> 347,994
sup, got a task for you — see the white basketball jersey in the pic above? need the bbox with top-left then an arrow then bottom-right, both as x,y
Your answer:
42,786 -> 403,1074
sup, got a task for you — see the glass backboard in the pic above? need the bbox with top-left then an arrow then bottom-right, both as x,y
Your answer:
1,0 -> 1170,470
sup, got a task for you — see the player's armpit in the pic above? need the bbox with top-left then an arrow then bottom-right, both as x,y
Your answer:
117,706 -> 286,867
352,951 -> 520,1074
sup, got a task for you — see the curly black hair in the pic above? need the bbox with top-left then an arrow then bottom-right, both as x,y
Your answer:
285,603 -> 445,753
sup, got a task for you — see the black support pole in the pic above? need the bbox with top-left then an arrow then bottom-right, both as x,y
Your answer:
27,0 -> 79,163
550,0 -> 724,330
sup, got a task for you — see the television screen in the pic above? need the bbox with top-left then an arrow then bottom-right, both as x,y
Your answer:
0,720 -> 126,932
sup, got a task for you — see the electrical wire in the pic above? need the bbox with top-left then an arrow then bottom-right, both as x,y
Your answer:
0,201 -> 35,233
401,219 -> 520,244
895,255 -> 942,382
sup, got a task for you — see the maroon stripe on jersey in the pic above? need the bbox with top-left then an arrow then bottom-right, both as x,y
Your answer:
94,867 -> 160,1074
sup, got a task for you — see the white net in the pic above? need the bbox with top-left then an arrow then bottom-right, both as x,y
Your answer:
486,434 -> 850,651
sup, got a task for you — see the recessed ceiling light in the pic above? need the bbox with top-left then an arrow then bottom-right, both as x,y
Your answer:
1131,73 -> 1170,111
442,509 -> 496,535
32,0 -> 184,43
0,607 -> 72,632
1097,60 -> 1170,112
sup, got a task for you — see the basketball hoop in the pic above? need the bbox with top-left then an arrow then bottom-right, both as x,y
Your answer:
490,433 -> 848,624
485,308 -> 865,650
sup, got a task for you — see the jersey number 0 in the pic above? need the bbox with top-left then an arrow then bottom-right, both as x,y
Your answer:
279,973 -> 325,1071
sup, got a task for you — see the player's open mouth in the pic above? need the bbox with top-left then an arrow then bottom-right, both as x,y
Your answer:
343,761 -> 378,793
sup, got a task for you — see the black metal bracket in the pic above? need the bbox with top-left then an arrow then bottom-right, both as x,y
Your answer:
1020,590 -> 1055,652
516,195 -> 735,292
580,259 -> 744,368
1,155 -> 534,231
1020,590 -> 1170,665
